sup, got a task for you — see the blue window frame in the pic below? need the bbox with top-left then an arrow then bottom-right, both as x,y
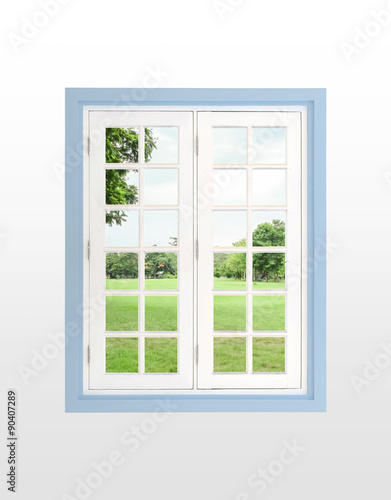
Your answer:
65,88 -> 326,412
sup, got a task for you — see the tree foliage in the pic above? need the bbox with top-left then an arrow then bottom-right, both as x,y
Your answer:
145,253 -> 178,279
106,253 -> 138,279
105,128 -> 157,226
106,252 -> 178,280
213,220 -> 286,282
252,220 -> 285,281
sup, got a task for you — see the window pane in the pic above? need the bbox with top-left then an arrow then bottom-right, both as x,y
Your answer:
214,295 -> 246,331
252,253 -> 285,290
214,253 -> 246,290
252,127 -> 286,164
145,296 -> 177,332
145,253 -> 178,290
144,210 -> 178,247
106,210 -> 139,247
252,169 -> 286,206
106,338 -> 138,373
213,211 -> 246,247
213,127 -> 247,164
106,296 -> 138,332
212,169 -> 247,205
106,253 -> 139,290
144,168 -> 178,205
252,211 -> 286,247
106,128 -> 139,163
145,127 -> 178,164
253,296 -> 285,331
106,169 -> 139,205
145,338 -> 177,373
214,337 -> 246,372
252,337 -> 285,372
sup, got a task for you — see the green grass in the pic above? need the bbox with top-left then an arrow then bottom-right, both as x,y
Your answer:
145,279 -> 177,290
106,296 -> 138,331
214,278 -> 246,290
105,336 -> 284,373
106,278 -> 177,290
145,296 -> 177,331
107,278 -> 284,291
145,338 -> 177,373
214,337 -> 246,372
106,337 -> 138,372
253,280 -> 285,290
214,295 -> 247,331
252,337 -> 285,372
253,295 -> 285,331
106,279 -> 139,290
105,337 -> 177,373
105,278 -> 286,373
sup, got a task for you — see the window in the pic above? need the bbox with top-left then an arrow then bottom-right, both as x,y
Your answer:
65,89 -> 326,412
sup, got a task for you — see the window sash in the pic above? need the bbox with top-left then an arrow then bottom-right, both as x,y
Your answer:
88,111 -> 194,390
197,111 -> 303,389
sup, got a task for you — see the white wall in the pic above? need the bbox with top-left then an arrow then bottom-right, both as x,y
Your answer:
1,0 -> 391,498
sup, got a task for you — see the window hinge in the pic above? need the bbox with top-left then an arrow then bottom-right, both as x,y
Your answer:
195,345 -> 199,365
88,346 -> 91,364
195,136 -> 199,156
195,239 -> 199,259
87,240 -> 91,260
88,137 -> 91,155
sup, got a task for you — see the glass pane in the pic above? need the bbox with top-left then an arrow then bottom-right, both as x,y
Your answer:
106,128 -> 139,163
252,211 -> 286,247
145,338 -> 177,373
144,168 -> 178,205
106,338 -> 138,373
144,210 -> 178,247
213,127 -> 247,164
145,296 -> 177,331
214,337 -> 246,372
106,253 -> 139,290
106,169 -> 139,205
253,296 -> 285,331
252,337 -> 285,372
213,211 -> 246,247
214,295 -> 246,331
212,169 -> 247,206
145,253 -> 178,290
252,127 -> 286,164
252,169 -> 286,206
214,253 -> 246,290
145,127 -> 178,164
106,296 -> 138,332
253,253 -> 285,290
106,210 -> 139,247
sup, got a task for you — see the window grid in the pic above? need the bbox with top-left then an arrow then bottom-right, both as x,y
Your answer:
211,125 -> 288,375
104,125 -> 180,376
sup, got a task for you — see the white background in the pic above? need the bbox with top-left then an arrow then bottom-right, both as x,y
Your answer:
1,0 -> 391,498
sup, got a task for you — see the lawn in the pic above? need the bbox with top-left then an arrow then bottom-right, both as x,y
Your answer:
106,337 -> 177,373
106,336 -> 284,374
106,295 -> 177,332
105,277 -> 286,373
213,337 -> 285,372
106,278 -> 285,291
106,278 -> 177,290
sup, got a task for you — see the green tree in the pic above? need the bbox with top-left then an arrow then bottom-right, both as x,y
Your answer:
252,220 -> 286,282
105,128 -> 157,226
106,253 -> 138,279
145,253 -> 178,279
252,219 -> 285,247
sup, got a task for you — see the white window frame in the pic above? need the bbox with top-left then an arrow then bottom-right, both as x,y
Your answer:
197,111 -> 302,389
88,111 -> 194,390
82,105 -> 307,396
